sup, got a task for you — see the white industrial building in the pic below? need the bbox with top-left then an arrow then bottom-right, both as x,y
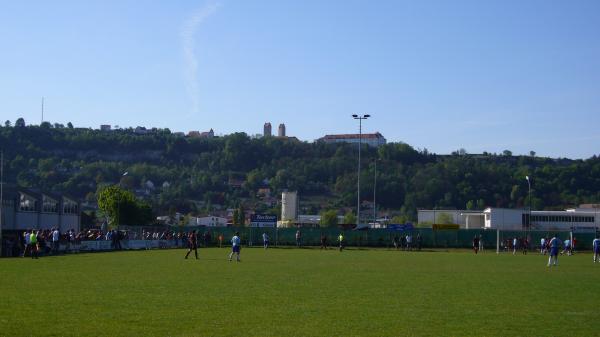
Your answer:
417,210 -> 485,229
279,191 -> 299,227
418,206 -> 600,231
188,216 -> 228,227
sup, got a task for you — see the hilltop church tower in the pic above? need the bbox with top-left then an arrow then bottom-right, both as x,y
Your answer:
264,122 -> 272,137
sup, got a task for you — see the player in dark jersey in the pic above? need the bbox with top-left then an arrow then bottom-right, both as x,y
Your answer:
184,230 -> 198,259
320,234 -> 328,250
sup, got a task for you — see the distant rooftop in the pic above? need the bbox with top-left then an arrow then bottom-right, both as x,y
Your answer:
321,132 -> 385,140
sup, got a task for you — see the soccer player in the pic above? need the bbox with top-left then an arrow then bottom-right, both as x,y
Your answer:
472,235 -> 479,254
478,234 -> 484,252
229,232 -> 241,262
184,230 -> 198,260
593,236 -> 600,263
562,238 -> 571,256
295,230 -> 302,248
540,237 -> 546,254
548,234 -> 561,267
320,234 -> 328,250
218,234 -> 224,248
338,233 -> 344,252
262,232 -> 269,249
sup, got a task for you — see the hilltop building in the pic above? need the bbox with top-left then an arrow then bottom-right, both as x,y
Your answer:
278,124 -> 286,137
188,129 -> 214,138
264,123 -> 272,137
319,132 -> 386,147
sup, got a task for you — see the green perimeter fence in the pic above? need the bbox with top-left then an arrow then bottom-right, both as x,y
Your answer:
167,227 -> 599,251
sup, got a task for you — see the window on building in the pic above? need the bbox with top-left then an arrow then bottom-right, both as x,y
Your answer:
42,196 -> 58,213
63,199 -> 78,214
19,194 -> 37,212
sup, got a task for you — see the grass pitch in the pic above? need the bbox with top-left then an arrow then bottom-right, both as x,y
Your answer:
1,247 -> 599,337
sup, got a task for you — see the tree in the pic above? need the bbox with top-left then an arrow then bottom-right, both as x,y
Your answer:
391,215 -> 408,224
343,211 -> 356,224
67,122 -> 74,129
476,199 -> 486,210
529,150 -> 536,157
4,120 -> 10,127
41,121 -> 52,129
15,118 -> 25,128
237,204 -> 245,226
233,209 -> 240,226
502,150 -> 512,157
320,210 -> 338,227
97,185 -> 153,227
98,186 -> 136,227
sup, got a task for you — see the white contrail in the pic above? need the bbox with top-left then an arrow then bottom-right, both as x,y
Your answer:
181,1 -> 220,115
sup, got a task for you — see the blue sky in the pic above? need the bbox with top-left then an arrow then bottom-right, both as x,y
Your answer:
1,0 -> 599,158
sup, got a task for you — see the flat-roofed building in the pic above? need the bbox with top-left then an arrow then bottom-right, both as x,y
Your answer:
1,188 -> 80,232
418,206 -> 600,231
319,132 -> 386,147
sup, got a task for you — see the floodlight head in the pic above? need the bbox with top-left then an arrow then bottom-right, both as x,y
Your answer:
364,114 -> 371,118
352,114 -> 358,118
525,176 -> 529,181
123,172 -> 129,176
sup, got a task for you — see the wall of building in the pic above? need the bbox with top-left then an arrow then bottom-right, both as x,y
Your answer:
484,208 -> 524,230
61,214 -> 80,232
15,212 -> 39,230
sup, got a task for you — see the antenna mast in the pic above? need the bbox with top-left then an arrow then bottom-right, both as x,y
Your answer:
41,97 -> 44,124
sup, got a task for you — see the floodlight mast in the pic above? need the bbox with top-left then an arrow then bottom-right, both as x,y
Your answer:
0,150 -> 3,257
352,114 -> 370,227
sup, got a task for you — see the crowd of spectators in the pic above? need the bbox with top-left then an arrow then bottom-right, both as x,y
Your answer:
1,228 -> 215,257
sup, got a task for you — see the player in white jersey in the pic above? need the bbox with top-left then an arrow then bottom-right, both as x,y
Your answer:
540,237 -> 546,254
262,232 -> 269,250
593,236 -> 600,263
547,235 -> 561,267
229,232 -> 241,262
562,239 -> 571,256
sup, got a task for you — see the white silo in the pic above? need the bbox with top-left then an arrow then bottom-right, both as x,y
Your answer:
281,191 -> 298,222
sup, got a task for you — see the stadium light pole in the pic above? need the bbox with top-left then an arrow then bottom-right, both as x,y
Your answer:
117,171 -> 128,228
526,176 -> 531,243
352,114 -> 370,227
0,150 -> 3,257
373,158 -> 379,226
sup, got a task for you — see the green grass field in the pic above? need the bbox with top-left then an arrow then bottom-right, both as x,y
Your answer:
1,247 -> 599,337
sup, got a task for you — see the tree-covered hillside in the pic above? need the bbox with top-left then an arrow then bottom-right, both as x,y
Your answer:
0,120 -> 599,221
